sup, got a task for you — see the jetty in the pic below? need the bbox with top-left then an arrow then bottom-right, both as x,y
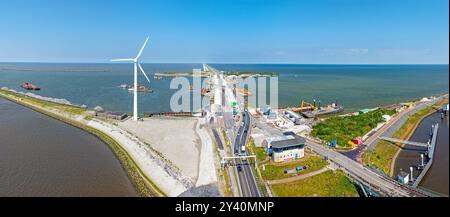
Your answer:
413,123 -> 439,187
144,111 -> 205,117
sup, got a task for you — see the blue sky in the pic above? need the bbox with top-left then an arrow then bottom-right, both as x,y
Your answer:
0,0 -> 448,64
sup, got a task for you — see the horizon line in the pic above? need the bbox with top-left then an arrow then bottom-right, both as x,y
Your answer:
0,61 -> 449,65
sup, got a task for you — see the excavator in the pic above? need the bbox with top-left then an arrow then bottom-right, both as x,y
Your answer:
290,99 -> 320,112
300,99 -> 319,111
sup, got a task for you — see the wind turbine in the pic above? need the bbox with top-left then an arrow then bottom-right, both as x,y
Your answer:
111,36 -> 151,121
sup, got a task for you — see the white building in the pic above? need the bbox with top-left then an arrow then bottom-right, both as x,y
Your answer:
382,114 -> 391,122
264,132 -> 305,162
420,97 -> 430,102
261,111 -> 278,123
398,171 -> 410,184
250,133 -> 266,147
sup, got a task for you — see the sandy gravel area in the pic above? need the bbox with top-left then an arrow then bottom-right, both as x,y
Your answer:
88,120 -> 193,196
119,117 -> 201,182
195,117 -> 218,187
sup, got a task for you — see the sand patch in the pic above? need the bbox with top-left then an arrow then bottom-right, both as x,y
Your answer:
119,117 -> 201,182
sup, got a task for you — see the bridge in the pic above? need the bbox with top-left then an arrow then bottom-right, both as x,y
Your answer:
379,137 -> 428,148
143,111 -> 204,117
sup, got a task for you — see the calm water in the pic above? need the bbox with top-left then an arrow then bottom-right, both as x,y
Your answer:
0,98 -> 137,196
394,112 -> 449,195
213,64 -> 449,111
0,63 -> 448,113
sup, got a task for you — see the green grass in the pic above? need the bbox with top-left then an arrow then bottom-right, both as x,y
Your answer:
221,168 -> 232,197
312,108 -> 396,149
260,155 -> 328,181
222,130 -> 230,146
248,137 -> 267,162
270,170 -> 359,197
0,89 -> 87,115
364,98 -> 448,175
212,139 -> 232,197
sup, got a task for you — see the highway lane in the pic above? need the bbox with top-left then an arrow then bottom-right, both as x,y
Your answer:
207,64 -> 260,197
234,110 -> 260,197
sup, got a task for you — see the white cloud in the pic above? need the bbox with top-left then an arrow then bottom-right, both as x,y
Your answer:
342,48 -> 369,56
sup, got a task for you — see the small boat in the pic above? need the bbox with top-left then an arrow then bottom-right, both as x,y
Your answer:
21,82 -> 40,90
128,84 -> 153,93
119,84 -> 129,89
154,75 -> 162,80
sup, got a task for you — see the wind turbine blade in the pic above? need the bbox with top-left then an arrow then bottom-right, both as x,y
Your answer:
138,63 -> 151,83
135,36 -> 149,59
111,58 -> 134,62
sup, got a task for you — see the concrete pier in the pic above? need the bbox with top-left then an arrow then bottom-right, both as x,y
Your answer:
413,123 -> 439,187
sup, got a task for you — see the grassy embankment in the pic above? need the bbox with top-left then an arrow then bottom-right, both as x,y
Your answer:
270,170 -> 359,197
221,166 -> 232,197
218,129 -> 233,197
0,89 -> 88,115
0,89 -> 164,197
213,140 -> 232,197
364,98 -> 449,176
312,108 -> 396,150
248,137 -> 268,163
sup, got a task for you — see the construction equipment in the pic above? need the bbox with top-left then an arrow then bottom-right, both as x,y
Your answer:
300,99 -> 318,111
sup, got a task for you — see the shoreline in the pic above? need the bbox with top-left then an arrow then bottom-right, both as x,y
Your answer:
154,72 -> 209,77
0,90 -> 165,197
290,92 -> 449,115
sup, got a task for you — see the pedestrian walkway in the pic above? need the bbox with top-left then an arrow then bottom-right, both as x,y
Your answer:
267,166 -> 330,185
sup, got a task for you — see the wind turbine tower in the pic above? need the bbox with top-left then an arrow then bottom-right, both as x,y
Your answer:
111,36 -> 151,121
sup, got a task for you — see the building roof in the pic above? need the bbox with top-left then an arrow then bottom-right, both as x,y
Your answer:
269,134 -> 306,149
398,171 -> 409,178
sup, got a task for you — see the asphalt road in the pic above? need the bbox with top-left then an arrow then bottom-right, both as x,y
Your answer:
234,110 -> 260,197
207,64 -> 260,197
